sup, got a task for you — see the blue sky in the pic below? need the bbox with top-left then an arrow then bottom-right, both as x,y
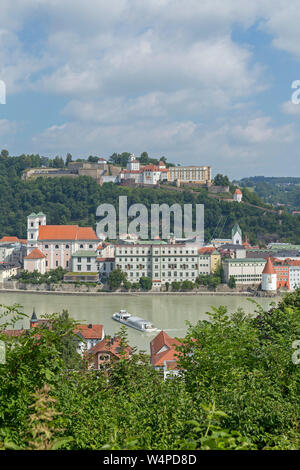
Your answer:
1,0 -> 300,178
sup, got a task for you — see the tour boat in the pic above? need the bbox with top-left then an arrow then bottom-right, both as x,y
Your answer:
112,309 -> 157,332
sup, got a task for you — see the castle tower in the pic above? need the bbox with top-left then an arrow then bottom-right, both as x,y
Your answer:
232,223 -> 242,245
233,188 -> 243,202
27,212 -> 46,254
262,257 -> 277,291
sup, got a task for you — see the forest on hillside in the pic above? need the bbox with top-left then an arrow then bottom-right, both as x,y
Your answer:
238,176 -> 300,212
0,152 -> 300,244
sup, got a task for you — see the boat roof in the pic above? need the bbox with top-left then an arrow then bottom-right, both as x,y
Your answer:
127,316 -> 152,325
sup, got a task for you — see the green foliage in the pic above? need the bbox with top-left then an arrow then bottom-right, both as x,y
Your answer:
0,291 -> 300,450
229,275 -> 236,288
16,267 -> 67,285
213,174 -> 230,187
139,276 -> 152,291
0,153 -> 299,243
107,269 -> 127,291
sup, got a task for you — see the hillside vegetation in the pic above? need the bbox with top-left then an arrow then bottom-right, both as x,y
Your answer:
0,152 -> 300,244
0,290 -> 299,450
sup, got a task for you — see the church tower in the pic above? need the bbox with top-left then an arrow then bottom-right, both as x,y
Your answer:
232,223 -> 242,245
27,212 -> 46,254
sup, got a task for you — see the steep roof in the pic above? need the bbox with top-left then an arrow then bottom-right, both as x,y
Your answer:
89,337 -> 132,359
38,225 -> 98,241
262,257 -> 276,275
24,248 -> 46,259
74,324 -> 103,340
232,223 -> 242,237
234,188 -> 242,195
150,330 -> 182,367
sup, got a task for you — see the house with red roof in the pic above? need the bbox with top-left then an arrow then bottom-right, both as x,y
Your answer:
74,323 -> 105,354
24,247 -> 46,273
88,336 -> 132,369
26,212 -> 99,272
150,330 -> 183,379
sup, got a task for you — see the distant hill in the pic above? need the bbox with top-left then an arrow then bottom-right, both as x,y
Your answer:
236,176 -> 300,212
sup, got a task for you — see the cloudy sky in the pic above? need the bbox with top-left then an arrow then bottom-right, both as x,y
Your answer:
1,0 -> 300,178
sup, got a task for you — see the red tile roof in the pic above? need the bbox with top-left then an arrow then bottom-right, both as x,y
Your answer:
150,330 -> 182,367
198,246 -> 215,254
0,236 -> 20,243
234,188 -> 242,194
24,248 -> 46,259
74,324 -> 103,339
262,257 -> 276,275
143,165 -> 159,171
38,225 -> 98,241
1,329 -> 24,337
89,337 -> 132,359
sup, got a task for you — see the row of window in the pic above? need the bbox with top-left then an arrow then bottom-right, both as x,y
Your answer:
43,244 -> 94,249
117,249 -> 196,255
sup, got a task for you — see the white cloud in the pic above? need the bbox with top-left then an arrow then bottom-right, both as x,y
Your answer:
1,0 -> 300,176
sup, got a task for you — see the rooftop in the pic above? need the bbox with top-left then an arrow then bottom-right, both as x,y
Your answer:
38,225 -> 98,241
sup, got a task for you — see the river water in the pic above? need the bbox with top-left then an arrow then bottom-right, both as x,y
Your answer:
0,292 -> 281,352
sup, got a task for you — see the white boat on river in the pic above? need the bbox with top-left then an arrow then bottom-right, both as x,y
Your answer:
112,310 -> 158,333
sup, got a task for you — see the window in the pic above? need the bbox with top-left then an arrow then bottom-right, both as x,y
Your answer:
66,244 -> 69,249
30,234 -> 33,239
56,261 -> 58,267
87,257 -> 91,263
77,265 -> 81,271
77,257 -> 81,262
87,265 -> 91,271
55,245 -> 59,249
89,244 -> 93,248
45,244 -> 48,249
80,244 -> 83,248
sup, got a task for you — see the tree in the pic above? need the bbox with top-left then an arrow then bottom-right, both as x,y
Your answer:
229,276 -> 236,288
0,149 -> 9,159
139,152 -> 150,164
139,276 -> 152,291
214,174 -> 230,187
54,310 -> 83,369
171,281 -> 181,291
181,280 -> 194,291
66,153 -> 72,165
107,269 -> 127,291
88,156 -> 99,163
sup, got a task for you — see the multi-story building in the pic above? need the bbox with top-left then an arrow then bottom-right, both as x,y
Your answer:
223,258 -> 266,285
115,242 -> 200,287
197,247 -> 221,274
118,155 -> 168,185
26,213 -> 99,272
167,165 -> 211,185
289,263 -> 300,290
272,258 -> 290,290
